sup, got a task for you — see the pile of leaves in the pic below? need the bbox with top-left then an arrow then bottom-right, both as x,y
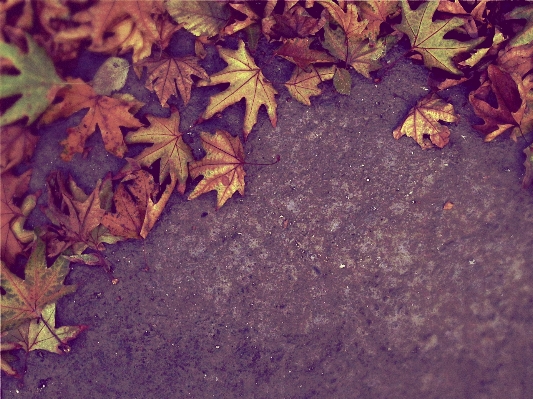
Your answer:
1,0 -> 532,381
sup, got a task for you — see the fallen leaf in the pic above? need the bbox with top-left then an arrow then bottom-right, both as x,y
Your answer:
1,332 -> 21,377
443,201 -> 454,210
523,144 -> 533,188
198,40 -> 278,140
1,238 -> 77,333
92,57 -> 130,96
40,78 -> 143,161
102,169 -> 158,239
285,65 -> 336,105
3,302 -> 87,354
135,53 -> 208,106
395,0 -> 483,75
357,0 -> 400,43
393,92 -> 458,149
189,130 -> 245,210
333,67 -> 351,95
165,0 -> 231,37
224,2 -> 260,37
0,32 -> 65,126
0,170 -> 36,266
505,4 -> 533,48
275,37 -> 335,70
41,172 -> 121,259
0,125 -> 38,174
468,65 -> 527,141
125,109 -> 193,194
262,4 -> 326,40
497,42 -> 533,79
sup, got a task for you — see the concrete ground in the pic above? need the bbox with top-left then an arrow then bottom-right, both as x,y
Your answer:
2,34 -> 533,399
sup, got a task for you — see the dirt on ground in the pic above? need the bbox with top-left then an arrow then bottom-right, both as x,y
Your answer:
2,33 -> 533,399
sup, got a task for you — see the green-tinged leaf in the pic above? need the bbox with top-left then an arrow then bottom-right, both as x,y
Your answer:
395,0 -> 483,75
3,302 -> 87,354
0,33 -> 65,126
333,67 -> 351,95
1,238 -> 76,333
505,5 -> 533,48
92,57 -> 130,96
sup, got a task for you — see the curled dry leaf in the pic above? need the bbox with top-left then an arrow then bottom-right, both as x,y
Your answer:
393,93 -> 458,149
198,40 -> 278,140
275,37 -> 335,70
40,78 -> 143,161
0,170 -> 37,266
189,130 -> 245,210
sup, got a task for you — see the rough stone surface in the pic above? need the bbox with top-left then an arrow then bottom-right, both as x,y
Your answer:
2,33 -> 532,399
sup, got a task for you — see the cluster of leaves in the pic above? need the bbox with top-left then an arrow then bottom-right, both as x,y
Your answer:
1,0 -> 532,380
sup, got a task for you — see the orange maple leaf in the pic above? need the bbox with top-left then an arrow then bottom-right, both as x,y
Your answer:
0,125 -> 38,174
135,53 -> 208,106
285,65 -> 336,106
40,78 -> 143,161
275,37 -> 335,70
198,40 -> 278,140
188,130 -> 245,210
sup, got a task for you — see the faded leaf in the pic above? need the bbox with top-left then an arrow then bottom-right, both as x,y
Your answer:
92,57 -> 130,96
189,130 -> 245,210
224,2 -> 260,37
198,40 -> 278,140
275,37 -> 335,70
0,170 -> 36,266
165,0 -> 231,37
505,5 -> 533,48
136,53 -> 208,106
3,302 -> 87,354
40,78 -> 143,161
333,67 -> 351,95
357,0 -> 400,43
0,33 -> 65,126
285,65 -> 335,105
393,92 -> 458,149
523,144 -> 533,188
395,0 -> 483,75
125,110 -> 193,194
0,125 -> 38,174
262,4 -> 325,40
1,238 -> 76,333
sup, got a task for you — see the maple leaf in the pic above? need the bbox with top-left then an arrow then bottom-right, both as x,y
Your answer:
165,0 -> 231,37
0,125 -> 38,174
322,21 -> 395,79
357,0 -> 400,43
1,332 -> 21,377
0,32 -> 65,126
102,169 -> 158,239
135,53 -> 208,106
188,130 -> 245,210
275,38 -> 335,70
125,110 -> 193,194
41,172 -> 122,259
1,238 -> 77,333
0,170 -> 37,266
393,92 -> 458,149
395,0 -> 483,75
468,65 -> 528,142
2,302 -> 87,355
198,40 -> 278,140
40,78 -> 143,161
505,4 -> 533,48
223,2 -> 260,37
285,65 -> 336,105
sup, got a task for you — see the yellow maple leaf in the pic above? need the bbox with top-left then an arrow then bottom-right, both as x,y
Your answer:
393,93 -> 458,149
188,130 -> 245,210
285,65 -> 335,106
198,40 -> 278,140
